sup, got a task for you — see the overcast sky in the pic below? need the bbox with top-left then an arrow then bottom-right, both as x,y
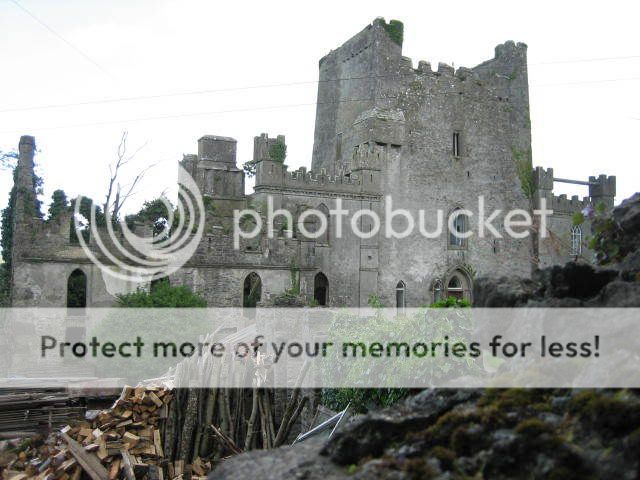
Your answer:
1,0 -> 638,223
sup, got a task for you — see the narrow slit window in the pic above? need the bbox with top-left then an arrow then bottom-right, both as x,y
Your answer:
453,132 -> 460,157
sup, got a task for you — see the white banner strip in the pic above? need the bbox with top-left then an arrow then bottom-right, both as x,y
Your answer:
0,308 -> 636,388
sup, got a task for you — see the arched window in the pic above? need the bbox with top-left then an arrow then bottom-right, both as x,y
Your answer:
449,209 -> 468,248
571,225 -> 582,256
447,276 -> 463,298
433,279 -> 444,303
396,281 -> 406,312
243,272 -> 262,308
314,272 -> 329,306
445,270 -> 472,301
67,269 -> 87,310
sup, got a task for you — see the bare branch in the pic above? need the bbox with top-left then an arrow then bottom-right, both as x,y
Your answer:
103,131 -> 153,219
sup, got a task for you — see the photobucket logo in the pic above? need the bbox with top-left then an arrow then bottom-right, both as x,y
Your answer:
233,196 -> 552,249
74,165 -> 205,282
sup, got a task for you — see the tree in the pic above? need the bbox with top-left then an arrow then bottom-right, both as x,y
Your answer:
0,150 -> 18,170
69,196 -> 105,243
103,131 -> 154,221
242,138 -> 287,178
128,197 -> 173,238
47,189 -> 69,221
116,279 -> 207,307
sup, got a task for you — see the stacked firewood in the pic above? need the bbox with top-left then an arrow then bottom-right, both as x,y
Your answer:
1,386 -> 213,480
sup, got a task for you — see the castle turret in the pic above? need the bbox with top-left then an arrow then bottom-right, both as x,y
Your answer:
589,174 -> 616,209
188,135 -> 244,200
254,133 -> 287,187
532,166 -> 554,210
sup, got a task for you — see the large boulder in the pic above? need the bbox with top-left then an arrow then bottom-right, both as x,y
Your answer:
211,389 -> 640,479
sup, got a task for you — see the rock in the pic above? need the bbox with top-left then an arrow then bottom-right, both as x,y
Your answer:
209,437 -> 344,479
544,263 -> 618,300
472,276 -> 540,307
210,389 -> 640,479
322,390 -> 481,465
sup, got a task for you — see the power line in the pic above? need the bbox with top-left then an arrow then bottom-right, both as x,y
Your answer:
531,55 -> 640,66
534,76 -> 640,87
2,55 -> 640,114
2,76 -> 639,133
0,97 -> 377,134
8,0 -> 113,79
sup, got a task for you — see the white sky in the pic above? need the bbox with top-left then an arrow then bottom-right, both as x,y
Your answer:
1,0 -> 638,223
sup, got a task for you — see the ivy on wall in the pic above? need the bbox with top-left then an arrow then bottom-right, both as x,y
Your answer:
380,19 -> 404,47
512,147 -> 534,199
0,163 -> 43,305
268,140 -> 287,163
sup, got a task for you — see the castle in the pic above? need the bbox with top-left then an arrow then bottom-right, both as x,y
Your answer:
8,19 -> 616,309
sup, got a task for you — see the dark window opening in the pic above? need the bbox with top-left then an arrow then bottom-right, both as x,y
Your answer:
453,132 -> 460,157
243,272 -> 262,308
396,281 -> 406,312
67,269 -> 87,311
314,272 -> 329,306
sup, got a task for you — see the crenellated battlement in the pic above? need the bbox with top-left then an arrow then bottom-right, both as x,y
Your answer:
551,194 -> 591,214
254,159 -> 368,195
495,40 -> 528,58
532,166 -> 617,213
412,60 -> 479,81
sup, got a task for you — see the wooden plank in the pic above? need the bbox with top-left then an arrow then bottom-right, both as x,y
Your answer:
119,450 -> 136,480
148,392 -> 163,408
61,432 -> 109,480
108,458 -> 121,480
153,429 -> 163,458
123,431 -> 139,447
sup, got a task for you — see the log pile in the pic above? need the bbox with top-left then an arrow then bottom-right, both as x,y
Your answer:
0,386 -> 213,480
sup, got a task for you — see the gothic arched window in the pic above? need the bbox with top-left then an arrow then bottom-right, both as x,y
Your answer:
571,225 -> 582,256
